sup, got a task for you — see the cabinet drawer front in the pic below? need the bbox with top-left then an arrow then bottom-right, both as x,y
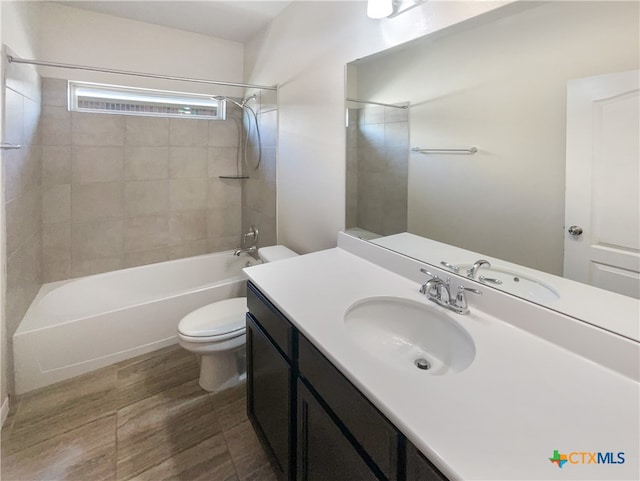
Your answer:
247,282 -> 294,360
298,335 -> 400,481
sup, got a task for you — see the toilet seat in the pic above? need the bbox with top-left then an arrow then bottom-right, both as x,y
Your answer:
177,297 -> 247,342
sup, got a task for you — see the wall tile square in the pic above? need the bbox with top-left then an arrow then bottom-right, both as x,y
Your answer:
208,147 -> 238,178
41,106 -> 71,146
5,146 -> 41,203
72,147 -> 124,184
169,211 -> 206,244
4,87 -> 25,145
125,117 -> 169,146
169,179 -> 207,211
124,248 -> 171,268
43,260 -> 71,283
72,182 -> 124,223
169,118 -> 208,146
206,208 -> 241,240
72,220 -> 124,260
124,181 -> 169,217
71,256 -> 124,278
208,120 -> 239,147
6,234 -> 42,290
384,122 -> 409,151
42,146 -> 72,187
169,147 -> 208,178
208,178 -> 241,209
124,216 -> 169,253
206,236 -> 238,253
168,240 -> 207,260
23,97 -> 41,146
6,190 -> 40,257
42,184 -> 71,225
42,223 -> 72,261
72,112 -> 124,146
42,78 -> 68,107
124,147 -> 169,180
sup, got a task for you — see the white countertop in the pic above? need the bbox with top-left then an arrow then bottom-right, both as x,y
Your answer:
244,246 -> 639,481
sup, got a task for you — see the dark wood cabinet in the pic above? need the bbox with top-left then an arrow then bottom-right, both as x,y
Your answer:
406,443 -> 449,481
246,314 -> 292,481
298,335 -> 400,481
297,379 -> 379,481
246,279 -> 297,481
246,281 -> 449,481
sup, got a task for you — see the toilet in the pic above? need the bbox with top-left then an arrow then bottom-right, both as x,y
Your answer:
177,245 -> 298,392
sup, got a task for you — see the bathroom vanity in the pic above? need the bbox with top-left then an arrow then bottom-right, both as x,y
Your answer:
244,234 -> 639,481
246,281 -> 441,481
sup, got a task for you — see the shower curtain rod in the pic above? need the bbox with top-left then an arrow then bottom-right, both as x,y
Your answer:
7,55 -> 278,91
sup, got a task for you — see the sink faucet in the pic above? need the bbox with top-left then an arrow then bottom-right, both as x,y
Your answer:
467,259 -> 491,279
420,269 -> 481,315
233,245 -> 257,256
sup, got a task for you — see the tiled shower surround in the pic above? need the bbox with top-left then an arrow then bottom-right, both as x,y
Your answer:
241,95 -> 277,251
3,60 -> 43,397
39,78 -> 276,282
346,104 -> 409,236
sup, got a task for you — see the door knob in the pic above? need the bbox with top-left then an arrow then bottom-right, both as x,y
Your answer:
568,225 -> 583,236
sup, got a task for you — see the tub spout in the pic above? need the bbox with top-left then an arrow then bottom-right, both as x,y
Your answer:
234,246 -> 257,256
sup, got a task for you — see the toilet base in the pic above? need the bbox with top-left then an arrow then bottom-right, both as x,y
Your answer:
198,347 -> 245,393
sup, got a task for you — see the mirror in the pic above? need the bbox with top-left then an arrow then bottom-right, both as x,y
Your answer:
345,1 -> 639,304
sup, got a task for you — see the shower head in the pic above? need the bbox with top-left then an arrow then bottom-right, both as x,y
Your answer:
211,94 -> 256,108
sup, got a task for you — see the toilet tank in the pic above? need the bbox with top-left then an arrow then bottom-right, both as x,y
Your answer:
258,245 -> 298,263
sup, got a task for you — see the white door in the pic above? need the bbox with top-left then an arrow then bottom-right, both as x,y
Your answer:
564,69 -> 640,299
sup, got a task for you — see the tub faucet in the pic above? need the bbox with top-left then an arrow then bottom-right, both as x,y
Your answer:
234,245 -> 257,256
467,259 -> 491,279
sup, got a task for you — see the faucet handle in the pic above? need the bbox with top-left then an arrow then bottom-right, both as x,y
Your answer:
453,286 -> 482,314
419,268 -> 437,278
460,286 -> 482,295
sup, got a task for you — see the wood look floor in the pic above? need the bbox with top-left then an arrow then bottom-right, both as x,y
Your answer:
1,345 -> 277,481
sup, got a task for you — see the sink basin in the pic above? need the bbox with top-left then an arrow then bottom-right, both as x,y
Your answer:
457,265 -> 559,303
344,297 -> 475,375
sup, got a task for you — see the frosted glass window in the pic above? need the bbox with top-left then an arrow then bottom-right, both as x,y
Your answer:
68,81 -> 225,120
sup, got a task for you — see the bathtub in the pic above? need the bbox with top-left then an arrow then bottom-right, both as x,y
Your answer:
13,250 -> 260,394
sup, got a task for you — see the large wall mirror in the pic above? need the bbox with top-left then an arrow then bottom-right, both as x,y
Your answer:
345,1 -> 639,321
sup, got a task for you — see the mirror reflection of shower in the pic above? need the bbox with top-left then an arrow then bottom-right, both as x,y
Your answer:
212,95 -> 262,176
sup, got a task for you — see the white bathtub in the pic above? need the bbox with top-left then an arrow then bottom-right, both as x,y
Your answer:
13,250 -> 260,394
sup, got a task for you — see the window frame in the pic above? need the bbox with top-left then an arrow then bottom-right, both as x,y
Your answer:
67,81 -> 226,120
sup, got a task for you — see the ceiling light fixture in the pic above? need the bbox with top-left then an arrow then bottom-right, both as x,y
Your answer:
367,0 -> 394,19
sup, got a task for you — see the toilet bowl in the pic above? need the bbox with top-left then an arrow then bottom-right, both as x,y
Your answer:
177,245 -> 298,392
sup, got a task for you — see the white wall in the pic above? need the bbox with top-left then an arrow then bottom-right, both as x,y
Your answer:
36,2 -> 245,97
244,1 -> 511,254
354,1 -> 639,275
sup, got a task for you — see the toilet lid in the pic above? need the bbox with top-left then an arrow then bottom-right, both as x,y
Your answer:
178,297 -> 247,338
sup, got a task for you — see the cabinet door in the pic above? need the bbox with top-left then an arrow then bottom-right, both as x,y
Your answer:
406,442 -> 449,481
297,380 -> 379,481
247,314 -> 292,481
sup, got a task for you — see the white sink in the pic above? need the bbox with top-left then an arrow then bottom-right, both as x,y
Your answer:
344,297 -> 476,375
457,265 -> 559,303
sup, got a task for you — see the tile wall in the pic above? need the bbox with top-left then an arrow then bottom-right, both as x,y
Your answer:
40,78 -> 246,282
241,91 -> 277,249
346,105 -> 409,236
2,58 -> 43,397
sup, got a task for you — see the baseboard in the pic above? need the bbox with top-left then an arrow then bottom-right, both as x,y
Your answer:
0,396 -> 9,430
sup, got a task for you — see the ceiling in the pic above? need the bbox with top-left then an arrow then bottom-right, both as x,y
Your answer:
55,1 -> 293,43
